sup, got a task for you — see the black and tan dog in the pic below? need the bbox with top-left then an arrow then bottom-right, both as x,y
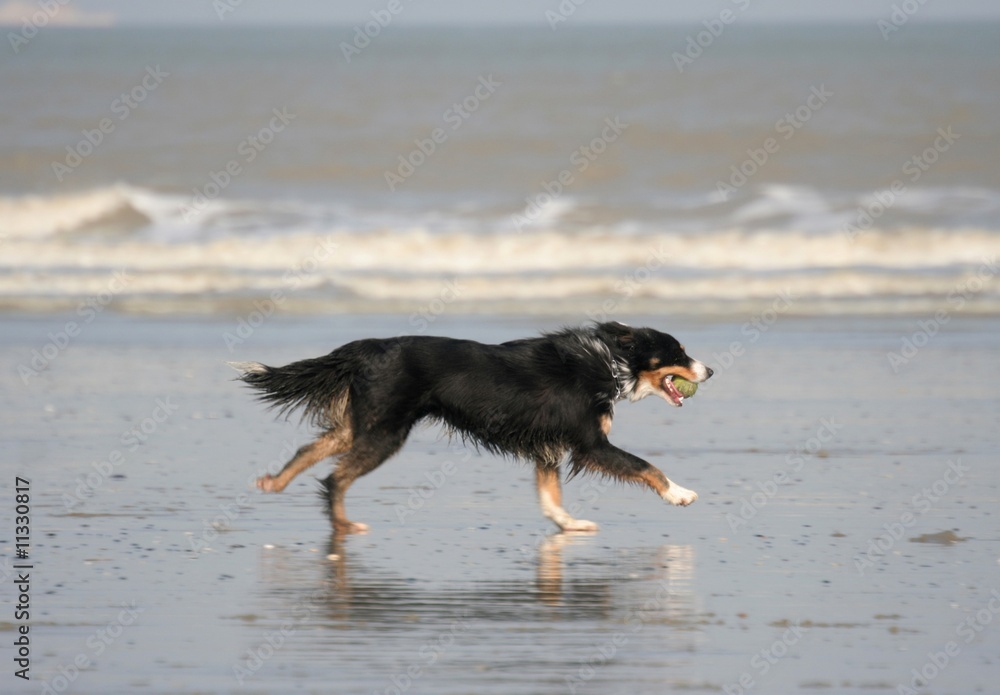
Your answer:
231,321 -> 712,533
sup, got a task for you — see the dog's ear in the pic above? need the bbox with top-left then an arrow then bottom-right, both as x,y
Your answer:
596,321 -> 635,350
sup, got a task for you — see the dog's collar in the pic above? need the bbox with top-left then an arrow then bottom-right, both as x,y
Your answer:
610,358 -> 630,402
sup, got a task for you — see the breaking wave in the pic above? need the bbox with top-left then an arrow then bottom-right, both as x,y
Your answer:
1,185 -> 998,315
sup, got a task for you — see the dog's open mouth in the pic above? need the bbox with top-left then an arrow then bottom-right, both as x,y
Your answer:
662,375 -> 685,407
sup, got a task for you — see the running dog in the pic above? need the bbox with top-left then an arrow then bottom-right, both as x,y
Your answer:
231,321 -> 712,533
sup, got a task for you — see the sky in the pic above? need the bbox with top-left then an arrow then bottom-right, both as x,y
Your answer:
2,0 -> 999,26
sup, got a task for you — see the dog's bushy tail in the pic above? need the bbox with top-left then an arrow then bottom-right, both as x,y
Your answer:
228,355 -> 351,429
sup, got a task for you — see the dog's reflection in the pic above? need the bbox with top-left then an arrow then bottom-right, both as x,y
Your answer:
533,533 -> 697,621
257,532 -> 697,630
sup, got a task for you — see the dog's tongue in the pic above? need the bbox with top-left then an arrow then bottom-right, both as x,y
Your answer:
663,377 -> 684,406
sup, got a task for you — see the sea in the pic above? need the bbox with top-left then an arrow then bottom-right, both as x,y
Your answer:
2,23 -> 999,317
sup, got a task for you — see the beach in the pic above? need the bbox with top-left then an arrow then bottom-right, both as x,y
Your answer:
3,19 -> 1000,695
4,311 -> 998,694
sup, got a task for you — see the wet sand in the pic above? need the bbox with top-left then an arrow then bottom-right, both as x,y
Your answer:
3,312 -> 999,694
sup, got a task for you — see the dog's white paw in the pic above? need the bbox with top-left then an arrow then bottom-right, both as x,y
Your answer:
559,518 -> 599,533
662,484 -> 698,507
256,474 -> 280,493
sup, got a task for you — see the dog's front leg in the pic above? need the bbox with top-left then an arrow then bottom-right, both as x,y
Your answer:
637,463 -> 698,506
571,442 -> 698,507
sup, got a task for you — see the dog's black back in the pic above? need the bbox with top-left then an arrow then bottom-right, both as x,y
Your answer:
244,331 -> 614,458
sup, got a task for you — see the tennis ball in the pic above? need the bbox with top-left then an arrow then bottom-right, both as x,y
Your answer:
673,377 -> 698,398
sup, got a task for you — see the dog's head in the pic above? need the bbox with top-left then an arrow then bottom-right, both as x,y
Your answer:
595,321 -> 713,407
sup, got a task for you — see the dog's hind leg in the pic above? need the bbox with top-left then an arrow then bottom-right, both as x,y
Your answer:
321,427 -> 410,534
535,453 -> 599,533
257,427 -> 353,493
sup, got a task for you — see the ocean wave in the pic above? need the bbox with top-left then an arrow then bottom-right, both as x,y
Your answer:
1,186 -> 998,315
3,219 -> 996,274
0,185 -> 146,238
7,183 -> 1000,240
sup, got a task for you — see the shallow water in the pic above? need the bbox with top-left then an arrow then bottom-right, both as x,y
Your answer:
4,313 -> 999,693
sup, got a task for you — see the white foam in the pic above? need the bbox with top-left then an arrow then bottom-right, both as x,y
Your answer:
2,186 -> 999,314
0,185 -> 137,238
732,185 -> 830,222
515,195 -> 578,229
